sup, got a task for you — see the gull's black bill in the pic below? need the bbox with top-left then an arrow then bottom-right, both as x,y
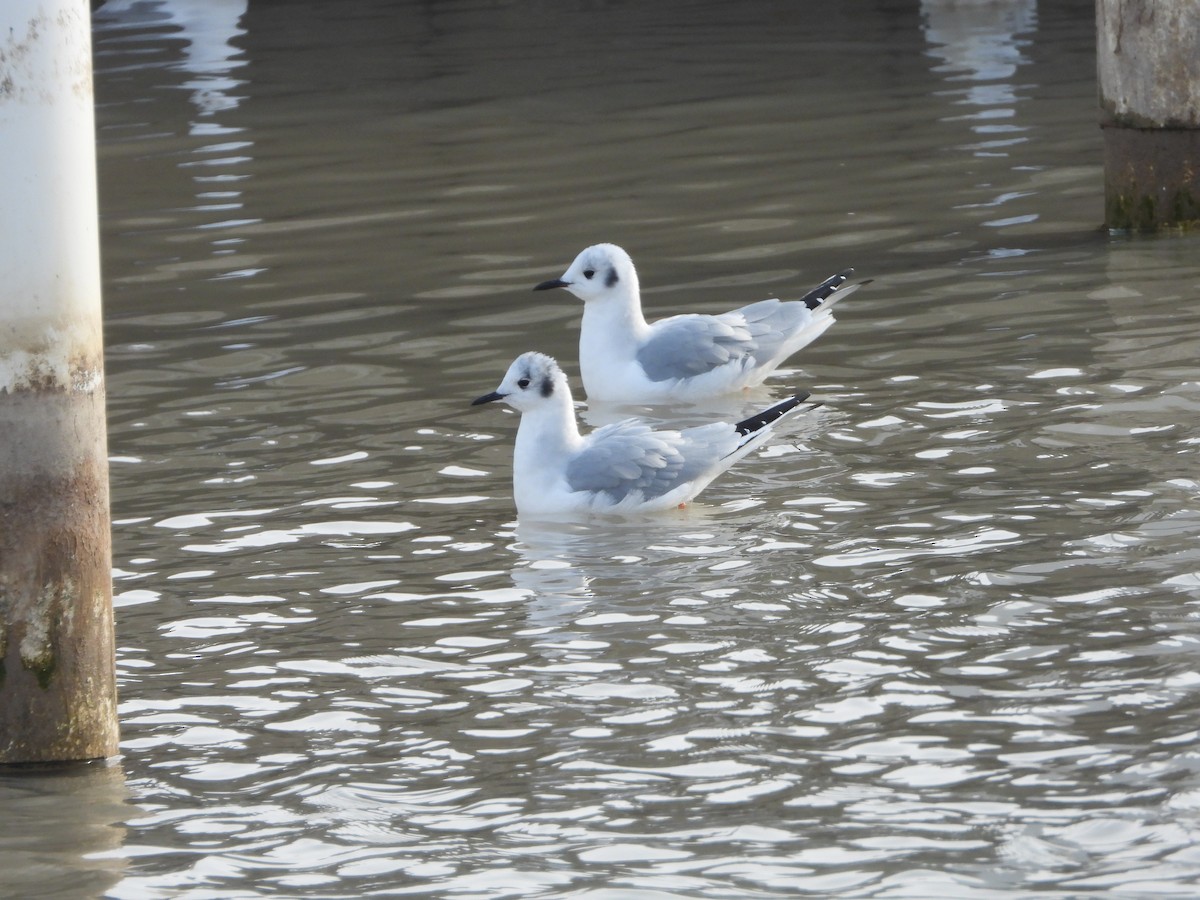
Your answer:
472,391 -> 506,406
533,278 -> 569,291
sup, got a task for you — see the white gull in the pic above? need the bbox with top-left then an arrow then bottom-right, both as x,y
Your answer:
472,351 -> 816,518
534,243 -> 866,402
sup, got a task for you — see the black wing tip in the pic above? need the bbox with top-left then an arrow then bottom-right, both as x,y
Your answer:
802,269 -> 856,310
734,391 -> 813,436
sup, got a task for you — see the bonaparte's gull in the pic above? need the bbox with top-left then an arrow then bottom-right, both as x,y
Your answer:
534,243 -> 865,402
472,351 -> 816,518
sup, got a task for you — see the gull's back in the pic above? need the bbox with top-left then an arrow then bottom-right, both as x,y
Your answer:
627,270 -> 859,397
636,298 -> 821,383
564,420 -> 738,509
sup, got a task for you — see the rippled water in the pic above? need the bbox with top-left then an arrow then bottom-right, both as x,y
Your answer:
4,0 -> 1200,897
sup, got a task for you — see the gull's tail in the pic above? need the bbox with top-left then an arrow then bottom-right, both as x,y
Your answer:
800,268 -> 871,311
734,391 -> 817,438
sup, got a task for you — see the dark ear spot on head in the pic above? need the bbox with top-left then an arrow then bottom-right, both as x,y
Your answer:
605,266 -> 619,288
540,376 -> 554,398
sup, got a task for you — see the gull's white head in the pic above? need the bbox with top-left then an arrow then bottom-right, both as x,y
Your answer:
471,351 -> 571,414
533,243 -> 639,305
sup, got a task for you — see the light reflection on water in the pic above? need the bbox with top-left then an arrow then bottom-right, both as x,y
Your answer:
14,0 -> 1200,896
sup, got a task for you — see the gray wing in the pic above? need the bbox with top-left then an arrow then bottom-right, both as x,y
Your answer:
636,300 -> 812,383
636,314 -> 755,382
565,421 -> 735,503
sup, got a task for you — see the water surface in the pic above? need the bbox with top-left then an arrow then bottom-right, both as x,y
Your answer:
5,0 -> 1200,897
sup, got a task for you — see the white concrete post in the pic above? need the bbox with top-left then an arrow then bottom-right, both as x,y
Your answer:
1,0 -> 119,762
1098,0 -> 1200,230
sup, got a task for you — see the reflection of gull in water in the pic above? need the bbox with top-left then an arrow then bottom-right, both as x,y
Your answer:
508,522 -> 602,631
508,515 -> 728,631
97,0 -> 249,117
921,0 -> 1037,106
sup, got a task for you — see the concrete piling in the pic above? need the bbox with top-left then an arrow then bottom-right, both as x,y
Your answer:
1,0 -> 119,762
1098,0 -> 1200,231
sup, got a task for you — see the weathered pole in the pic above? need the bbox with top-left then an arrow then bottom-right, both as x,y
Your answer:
1098,0 -> 1200,230
1,1 -> 119,761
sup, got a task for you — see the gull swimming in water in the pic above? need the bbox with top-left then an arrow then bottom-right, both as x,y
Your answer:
534,243 -> 865,402
472,351 -> 816,518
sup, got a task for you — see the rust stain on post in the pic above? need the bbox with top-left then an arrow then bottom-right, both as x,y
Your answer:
0,384 -> 119,763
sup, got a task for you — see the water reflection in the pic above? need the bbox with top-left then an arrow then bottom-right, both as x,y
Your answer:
96,0 -> 259,293
509,514 -> 774,631
507,522 -> 595,630
80,0 -> 1200,897
922,0 -> 1037,115
920,0 -> 1050,247
0,763 -> 129,898
97,0 -> 248,120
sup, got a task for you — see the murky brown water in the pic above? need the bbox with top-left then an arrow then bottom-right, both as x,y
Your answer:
4,0 -> 1200,897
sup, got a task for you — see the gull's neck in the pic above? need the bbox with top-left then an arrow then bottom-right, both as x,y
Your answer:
579,277 -> 650,377
512,386 -> 583,504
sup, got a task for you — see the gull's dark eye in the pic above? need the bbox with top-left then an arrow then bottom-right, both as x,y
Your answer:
583,269 -> 595,280
517,378 -> 531,389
